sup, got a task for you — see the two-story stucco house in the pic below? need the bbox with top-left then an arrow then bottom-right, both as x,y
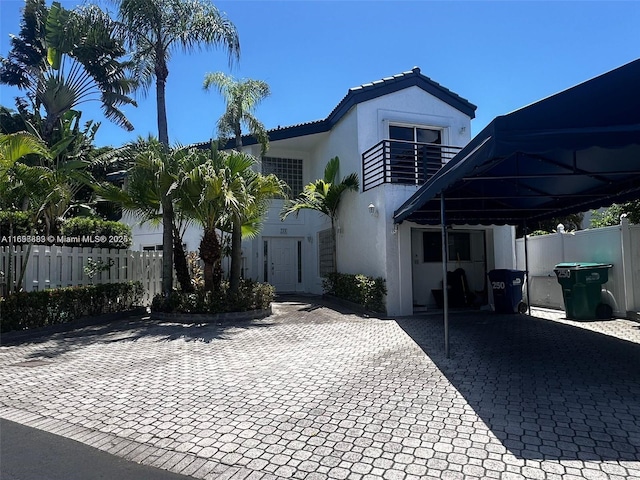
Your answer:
128,67 -> 517,315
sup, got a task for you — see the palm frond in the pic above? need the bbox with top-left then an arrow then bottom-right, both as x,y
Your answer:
0,132 -> 50,170
280,156 -> 358,223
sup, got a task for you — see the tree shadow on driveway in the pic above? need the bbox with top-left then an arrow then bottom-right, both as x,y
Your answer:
395,312 -> 640,462
2,315 -> 276,361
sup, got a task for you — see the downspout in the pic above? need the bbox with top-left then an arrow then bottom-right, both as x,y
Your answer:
441,194 -> 450,358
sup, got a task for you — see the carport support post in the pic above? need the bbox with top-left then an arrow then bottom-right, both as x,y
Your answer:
523,221 -> 531,315
441,195 -> 450,358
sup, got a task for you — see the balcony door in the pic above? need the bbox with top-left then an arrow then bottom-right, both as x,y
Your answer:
389,125 -> 442,184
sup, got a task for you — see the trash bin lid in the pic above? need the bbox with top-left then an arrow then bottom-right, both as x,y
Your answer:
554,262 -> 612,269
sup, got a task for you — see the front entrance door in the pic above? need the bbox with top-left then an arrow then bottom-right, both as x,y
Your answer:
263,237 -> 301,293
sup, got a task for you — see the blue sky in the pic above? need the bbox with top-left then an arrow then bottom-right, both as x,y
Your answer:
1,0 -> 639,148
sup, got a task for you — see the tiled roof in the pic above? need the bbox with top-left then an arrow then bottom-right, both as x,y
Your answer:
200,67 -> 476,148
327,67 -> 476,124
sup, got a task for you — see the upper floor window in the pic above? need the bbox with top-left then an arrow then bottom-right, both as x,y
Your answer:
262,156 -> 303,197
389,125 -> 441,145
388,125 -> 443,184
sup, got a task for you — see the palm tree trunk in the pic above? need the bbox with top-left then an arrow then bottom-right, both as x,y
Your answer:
200,227 -> 222,292
156,59 -> 169,147
331,217 -> 337,274
42,114 -> 59,146
15,236 -> 34,293
229,133 -> 244,293
161,198 -> 174,294
156,60 -> 173,294
172,223 -> 193,292
229,215 -> 242,293
7,221 -> 14,294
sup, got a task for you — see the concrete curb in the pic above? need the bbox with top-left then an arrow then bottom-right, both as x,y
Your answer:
150,306 -> 272,323
321,294 -> 387,318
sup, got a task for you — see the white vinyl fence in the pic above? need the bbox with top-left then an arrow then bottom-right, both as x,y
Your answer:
516,218 -> 640,318
0,245 -> 163,305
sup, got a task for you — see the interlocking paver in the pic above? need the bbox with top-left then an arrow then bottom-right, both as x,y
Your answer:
1,301 -> 640,479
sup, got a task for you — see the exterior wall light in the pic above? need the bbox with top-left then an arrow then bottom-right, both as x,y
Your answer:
368,203 -> 378,217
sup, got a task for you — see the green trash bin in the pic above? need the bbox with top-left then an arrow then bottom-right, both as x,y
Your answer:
553,263 -> 613,320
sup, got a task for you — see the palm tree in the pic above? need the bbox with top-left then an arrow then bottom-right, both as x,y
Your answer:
281,156 -> 358,274
113,0 -> 240,294
203,72 -> 271,292
114,0 -> 240,147
203,72 -> 270,154
96,137 -> 199,292
1,130 -> 99,292
0,131 -> 50,294
0,0 -> 137,145
228,158 -> 285,292
177,146 -> 250,292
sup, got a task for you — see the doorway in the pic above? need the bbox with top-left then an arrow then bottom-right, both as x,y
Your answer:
411,228 -> 487,308
263,237 -> 303,293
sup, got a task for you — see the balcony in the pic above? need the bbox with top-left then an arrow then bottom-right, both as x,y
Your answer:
362,140 -> 462,191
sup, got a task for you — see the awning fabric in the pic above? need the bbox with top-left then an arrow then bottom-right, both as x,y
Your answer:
394,59 -> 640,226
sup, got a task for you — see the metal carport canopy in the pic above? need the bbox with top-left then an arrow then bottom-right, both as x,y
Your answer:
394,58 -> 640,226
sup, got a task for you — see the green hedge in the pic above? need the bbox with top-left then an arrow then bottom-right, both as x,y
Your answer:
61,217 -> 132,248
0,214 -> 132,249
152,280 -> 275,314
323,273 -> 387,313
0,282 -> 144,333
0,210 -> 32,237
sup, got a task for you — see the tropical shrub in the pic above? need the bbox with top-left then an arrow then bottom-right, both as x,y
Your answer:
151,279 -> 275,314
0,281 -> 144,333
323,273 -> 387,313
591,201 -> 640,227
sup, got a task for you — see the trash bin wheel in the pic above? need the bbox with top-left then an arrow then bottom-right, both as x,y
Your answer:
517,302 -> 528,314
595,303 -> 613,320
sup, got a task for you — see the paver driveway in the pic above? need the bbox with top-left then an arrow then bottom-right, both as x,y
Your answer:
1,297 -> 640,479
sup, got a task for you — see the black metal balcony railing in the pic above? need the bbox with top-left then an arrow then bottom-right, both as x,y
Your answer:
362,140 -> 462,191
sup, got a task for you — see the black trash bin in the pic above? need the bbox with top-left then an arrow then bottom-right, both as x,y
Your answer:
488,269 -> 526,314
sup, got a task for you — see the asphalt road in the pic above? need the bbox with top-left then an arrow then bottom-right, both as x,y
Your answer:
0,419 -> 198,480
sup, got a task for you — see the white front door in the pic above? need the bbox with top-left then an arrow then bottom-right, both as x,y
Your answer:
264,237 -> 301,293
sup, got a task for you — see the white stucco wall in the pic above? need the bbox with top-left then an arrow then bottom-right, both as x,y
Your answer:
123,212 -> 203,252
341,87 -> 473,315
124,81 -> 483,314
492,225 -> 517,269
251,85 -> 477,304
